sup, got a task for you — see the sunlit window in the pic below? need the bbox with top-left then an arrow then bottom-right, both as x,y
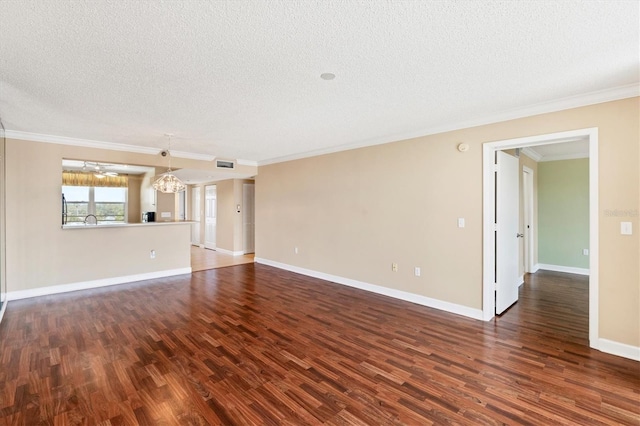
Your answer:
62,186 -> 127,224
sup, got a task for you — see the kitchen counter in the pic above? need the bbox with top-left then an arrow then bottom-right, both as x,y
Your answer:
62,221 -> 195,230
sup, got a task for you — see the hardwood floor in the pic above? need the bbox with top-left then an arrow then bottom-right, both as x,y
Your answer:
191,246 -> 255,272
0,266 -> 638,425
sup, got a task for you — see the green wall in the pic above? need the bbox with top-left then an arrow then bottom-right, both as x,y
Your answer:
538,158 -> 589,269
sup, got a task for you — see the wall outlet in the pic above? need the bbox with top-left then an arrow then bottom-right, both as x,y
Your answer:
414,267 -> 421,277
621,222 -> 632,235
150,250 -> 156,259
583,249 -> 589,256
294,247 -> 299,254
392,263 -> 398,272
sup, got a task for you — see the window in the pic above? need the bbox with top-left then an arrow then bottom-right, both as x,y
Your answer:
63,186 -> 127,224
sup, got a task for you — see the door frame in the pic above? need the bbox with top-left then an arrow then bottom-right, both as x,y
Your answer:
522,166 -> 535,274
482,127 -> 599,348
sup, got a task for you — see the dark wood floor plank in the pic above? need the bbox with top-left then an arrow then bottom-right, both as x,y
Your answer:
0,266 -> 638,425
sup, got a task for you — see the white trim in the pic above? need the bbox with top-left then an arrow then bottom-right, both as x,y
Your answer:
532,263 -> 540,273
537,264 -> 590,276
255,257 -> 484,320
482,128 -> 599,349
595,339 -> 640,362
237,159 -> 258,167
259,84 -> 637,166
0,299 -> 6,324
6,268 -> 192,301
215,247 -> 245,256
5,130 -> 161,155
538,152 -> 589,162
518,275 -> 524,286
521,147 -> 543,162
4,131 -> 224,163
170,150 -> 215,161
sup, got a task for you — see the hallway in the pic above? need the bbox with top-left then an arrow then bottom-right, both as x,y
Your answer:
191,245 -> 254,272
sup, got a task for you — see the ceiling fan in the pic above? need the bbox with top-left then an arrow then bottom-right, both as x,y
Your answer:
82,161 -> 118,179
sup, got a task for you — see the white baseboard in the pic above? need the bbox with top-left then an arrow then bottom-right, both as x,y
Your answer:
191,243 -> 204,248
531,264 -> 540,273
255,258 -> 484,321
537,263 -> 590,276
595,338 -> 640,361
7,268 -> 192,301
518,275 -> 524,286
0,299 -> 7,324
215,248 -> 245,256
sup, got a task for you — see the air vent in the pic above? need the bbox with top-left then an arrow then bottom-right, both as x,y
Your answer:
216,160 -> 235,169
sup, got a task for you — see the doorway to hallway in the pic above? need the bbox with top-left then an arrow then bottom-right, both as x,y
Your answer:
191,246 -> 254,272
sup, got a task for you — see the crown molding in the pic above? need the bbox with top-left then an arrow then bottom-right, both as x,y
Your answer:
5,130 -> 220,162
237,159 -> 258,167
258,83 -> 639,166
521,147 -> 543,162
4,130 -> 162,155
538,152 -> 589,162
170,150 -> 216,161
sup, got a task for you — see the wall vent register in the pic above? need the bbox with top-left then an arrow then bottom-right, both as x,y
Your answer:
216,160 -> 235,169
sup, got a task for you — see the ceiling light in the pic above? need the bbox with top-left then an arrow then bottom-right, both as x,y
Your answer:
320,72 -> 336,80
153,133 -> 185,193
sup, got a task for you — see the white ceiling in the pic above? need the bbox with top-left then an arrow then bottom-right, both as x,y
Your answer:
523,140 -> 590,162
1,1 -> 638,165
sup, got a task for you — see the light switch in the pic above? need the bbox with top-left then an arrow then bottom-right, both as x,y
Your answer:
621,222 -> 632,235
457,218 -> 465,228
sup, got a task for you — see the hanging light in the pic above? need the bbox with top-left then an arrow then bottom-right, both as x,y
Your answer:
152,133 -> 185,193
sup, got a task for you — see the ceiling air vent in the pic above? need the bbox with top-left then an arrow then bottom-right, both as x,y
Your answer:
216,160 -> 235,169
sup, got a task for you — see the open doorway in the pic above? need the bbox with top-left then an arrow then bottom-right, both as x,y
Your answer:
483,128 -> 599,349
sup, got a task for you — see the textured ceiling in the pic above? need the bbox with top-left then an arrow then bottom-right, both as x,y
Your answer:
0,0 -> 638,164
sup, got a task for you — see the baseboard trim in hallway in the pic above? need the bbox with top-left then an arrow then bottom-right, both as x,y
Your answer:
192,246 -> 254,272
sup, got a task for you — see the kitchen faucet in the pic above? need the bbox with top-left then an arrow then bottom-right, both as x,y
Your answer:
84,214 -> 98,225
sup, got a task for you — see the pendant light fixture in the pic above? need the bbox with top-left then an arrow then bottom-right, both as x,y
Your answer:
152,133 -> 185,193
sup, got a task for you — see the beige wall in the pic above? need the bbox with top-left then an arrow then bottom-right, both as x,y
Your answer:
216,180 -> 235,250
156,190 -> 177,221
256,97 -> 640,348
6,139 -> 256,292
127,175 -> 142,223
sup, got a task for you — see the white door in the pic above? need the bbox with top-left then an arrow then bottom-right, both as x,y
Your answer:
496,151 -> 520,314
242,184 -> 255,254
178,191 -> 186,221
204,185 -> 217,250
191,187 -> 201,245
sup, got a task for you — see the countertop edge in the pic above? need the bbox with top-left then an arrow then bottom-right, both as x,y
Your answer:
62,221 -> 196,230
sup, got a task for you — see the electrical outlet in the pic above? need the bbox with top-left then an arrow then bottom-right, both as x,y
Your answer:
150,250 -> 156,259
414,267 -> 421,277
294,247 -> 299,254
392,263 -> 398,272
583,249 -> 589,256
621,222 -> 632,235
